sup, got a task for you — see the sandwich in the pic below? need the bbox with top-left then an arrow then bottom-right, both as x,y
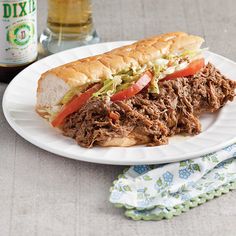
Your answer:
36,32 -> 236,148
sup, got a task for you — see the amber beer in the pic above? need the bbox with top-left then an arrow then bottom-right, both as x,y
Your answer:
47,0 -> 93,37
40,0 -> 99,54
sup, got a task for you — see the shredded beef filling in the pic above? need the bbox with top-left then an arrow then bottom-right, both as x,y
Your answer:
62,63 -> 236,148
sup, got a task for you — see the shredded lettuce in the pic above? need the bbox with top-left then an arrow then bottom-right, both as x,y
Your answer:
40,106 -> 61,122
116,69 -> 133,76
93,66 -> 148,97
181,48 -> 208,59
148,49 -> 204,93
59,48 -> 207,102
116,82 -> 133,92
149,78 -> 159,94
60,84 -> 90,105
60,89 -> 78,105
149,64 -> 163,94
93,76 -> 122,97
163,48 -> 207,61
181,49 -> 197,58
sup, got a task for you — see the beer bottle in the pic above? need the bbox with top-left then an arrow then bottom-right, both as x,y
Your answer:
0,0 -> 38,83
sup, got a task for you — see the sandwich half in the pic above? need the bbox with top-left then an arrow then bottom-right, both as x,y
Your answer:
36,32 -> 236,147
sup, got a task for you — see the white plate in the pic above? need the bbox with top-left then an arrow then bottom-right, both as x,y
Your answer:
2,41 -> 236,165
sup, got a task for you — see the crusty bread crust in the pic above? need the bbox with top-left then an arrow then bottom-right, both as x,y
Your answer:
36,32 -> 204,121
38,32 -> 203,87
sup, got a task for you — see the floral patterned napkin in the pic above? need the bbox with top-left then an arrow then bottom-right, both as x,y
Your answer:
109,144 -> 236,220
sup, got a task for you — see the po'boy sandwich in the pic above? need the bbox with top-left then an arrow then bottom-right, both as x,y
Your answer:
36,32 -> 236,148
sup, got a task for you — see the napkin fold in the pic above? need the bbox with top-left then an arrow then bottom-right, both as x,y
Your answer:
109,144 -> 236,220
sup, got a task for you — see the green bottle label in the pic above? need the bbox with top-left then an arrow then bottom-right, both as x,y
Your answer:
7,22 -> 35,46
0,0 -> 37,65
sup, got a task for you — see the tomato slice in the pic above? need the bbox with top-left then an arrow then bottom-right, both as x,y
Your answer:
51,84 -> 101,127
111,71 -> 152,101
163,58 -> 205,81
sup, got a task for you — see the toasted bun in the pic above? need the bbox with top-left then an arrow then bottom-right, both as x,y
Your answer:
97,137 -> 138,147
36,32 -> 204,116
97,132 -> 151,147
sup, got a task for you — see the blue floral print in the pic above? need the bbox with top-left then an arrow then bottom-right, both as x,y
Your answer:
216,160 -> 228,169
179,168 -> 191,179
133,165 -> 150,174
110,143 -> 236,220
223,144 -> 236,152
163,171 -> 174,185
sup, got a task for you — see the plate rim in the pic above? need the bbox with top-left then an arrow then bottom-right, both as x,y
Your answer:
2,41 -> 236,165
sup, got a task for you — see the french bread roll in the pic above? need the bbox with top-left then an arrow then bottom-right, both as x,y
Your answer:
36,32 -> 204,117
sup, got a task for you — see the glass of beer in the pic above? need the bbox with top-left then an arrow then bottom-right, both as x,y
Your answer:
40,0 -> 99,54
